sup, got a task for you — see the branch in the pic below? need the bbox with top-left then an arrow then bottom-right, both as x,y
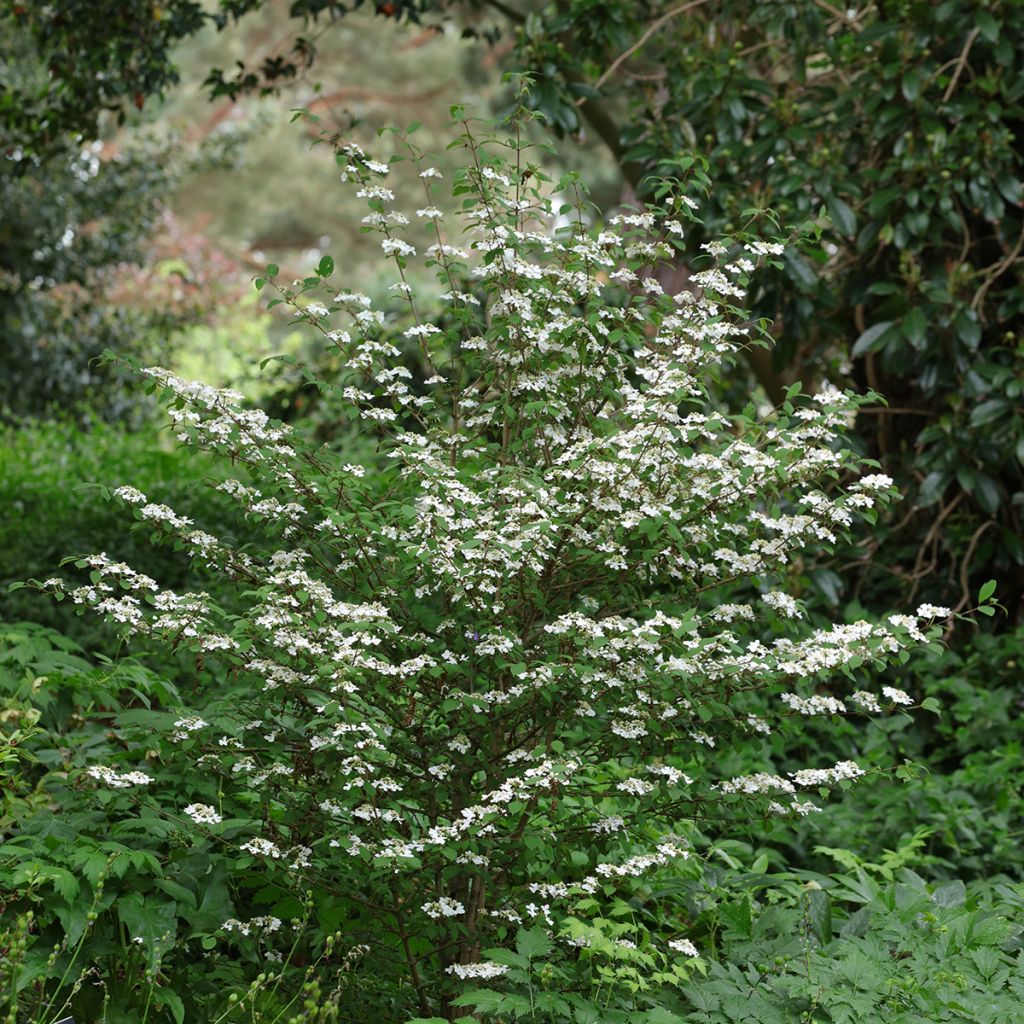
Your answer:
943,25 -> 980,102
580,0 -> 713,102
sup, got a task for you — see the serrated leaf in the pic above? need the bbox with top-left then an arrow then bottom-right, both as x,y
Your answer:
516,926 -> 554,960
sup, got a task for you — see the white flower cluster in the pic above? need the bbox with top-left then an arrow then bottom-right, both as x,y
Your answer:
422,897 -> 465,919
183,803 -> 223,824
222,916 -> 282,937
87,765 -> 152,788
446,962 -> 510,979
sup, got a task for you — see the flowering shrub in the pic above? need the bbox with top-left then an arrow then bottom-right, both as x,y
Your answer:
38,108 -> 952,1019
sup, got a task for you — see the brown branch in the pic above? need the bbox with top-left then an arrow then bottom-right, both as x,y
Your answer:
956,519 -> 997,612
579,0 -> 714,103
943,26 -> 981,102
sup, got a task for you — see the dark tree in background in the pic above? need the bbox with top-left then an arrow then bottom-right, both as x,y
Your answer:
3,0 -> 1022,614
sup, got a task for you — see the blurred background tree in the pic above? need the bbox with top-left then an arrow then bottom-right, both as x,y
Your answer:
4,0 -> 1021,615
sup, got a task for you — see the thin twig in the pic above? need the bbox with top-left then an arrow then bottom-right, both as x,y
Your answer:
943,26 -> 980,102
957,519 -> 997,611
579,0 -> 713,104
971,222 -> 1024,314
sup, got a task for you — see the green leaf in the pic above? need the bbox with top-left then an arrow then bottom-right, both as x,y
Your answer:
921,697 -> 942,715
970,399 -> 1010,427
901,69 -> 923,102
973,473 -> 1002,514
153,988 -> 185,1024
955,310 -> 982,349
975,10 -> 1000,43
979,579 -> 997,603
516,926 -> 554,960
784,251 -> 817,292
806,888 -> 832,945
901,307 -> 928,348
265,262 -> 279,277
932,878 -> 966,908
828,196 -> 857,237
317,254 -> 335,277
918,470 -> 950,507
852,320 -> 895,357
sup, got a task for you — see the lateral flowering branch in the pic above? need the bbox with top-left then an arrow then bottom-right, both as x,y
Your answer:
42,111 -> 944,1010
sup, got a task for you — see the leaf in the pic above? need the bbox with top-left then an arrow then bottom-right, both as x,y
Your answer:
118,894 -> 178,973
918,470 -> 950,507
265,262 -> 279,277
973,473 -> 1002,514
852,320 -> 895,357
153,987 -> 185,1024
901,307 -> 928,348
828,196 -> 857,237
641,1010 -> 687,1024
975,10 -> 1000,42
979,579 -> 997,603
901,69 -> 923,102
839,906 -> 872,938
806,888 -> 833,945
970,399 -> 1010,427
784,251 -> 817,292
39,866 -> 80,902
190,865 -> 234,935
317,254 -> 335,277
955,310 -> 982,349
932,879 -> 966,908
516,926 -> 554,960
810,567 -> 843,606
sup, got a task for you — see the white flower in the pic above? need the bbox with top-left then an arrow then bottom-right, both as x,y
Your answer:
422,897 -> 465,919
87,765 -> 152,788
855,473 -> 894,491
183,803 -> 223,825
762,591 -> 802,618
381,238 -> 415,257
113,486 -> 147,504
446,962 -> 509,979
882,686 -> 914,706
669,938 -> 699,957
851,691 -> 882,713
240,838 -> 283,859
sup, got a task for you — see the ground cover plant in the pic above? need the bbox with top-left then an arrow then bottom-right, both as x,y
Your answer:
5,104 -> 1018,1024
